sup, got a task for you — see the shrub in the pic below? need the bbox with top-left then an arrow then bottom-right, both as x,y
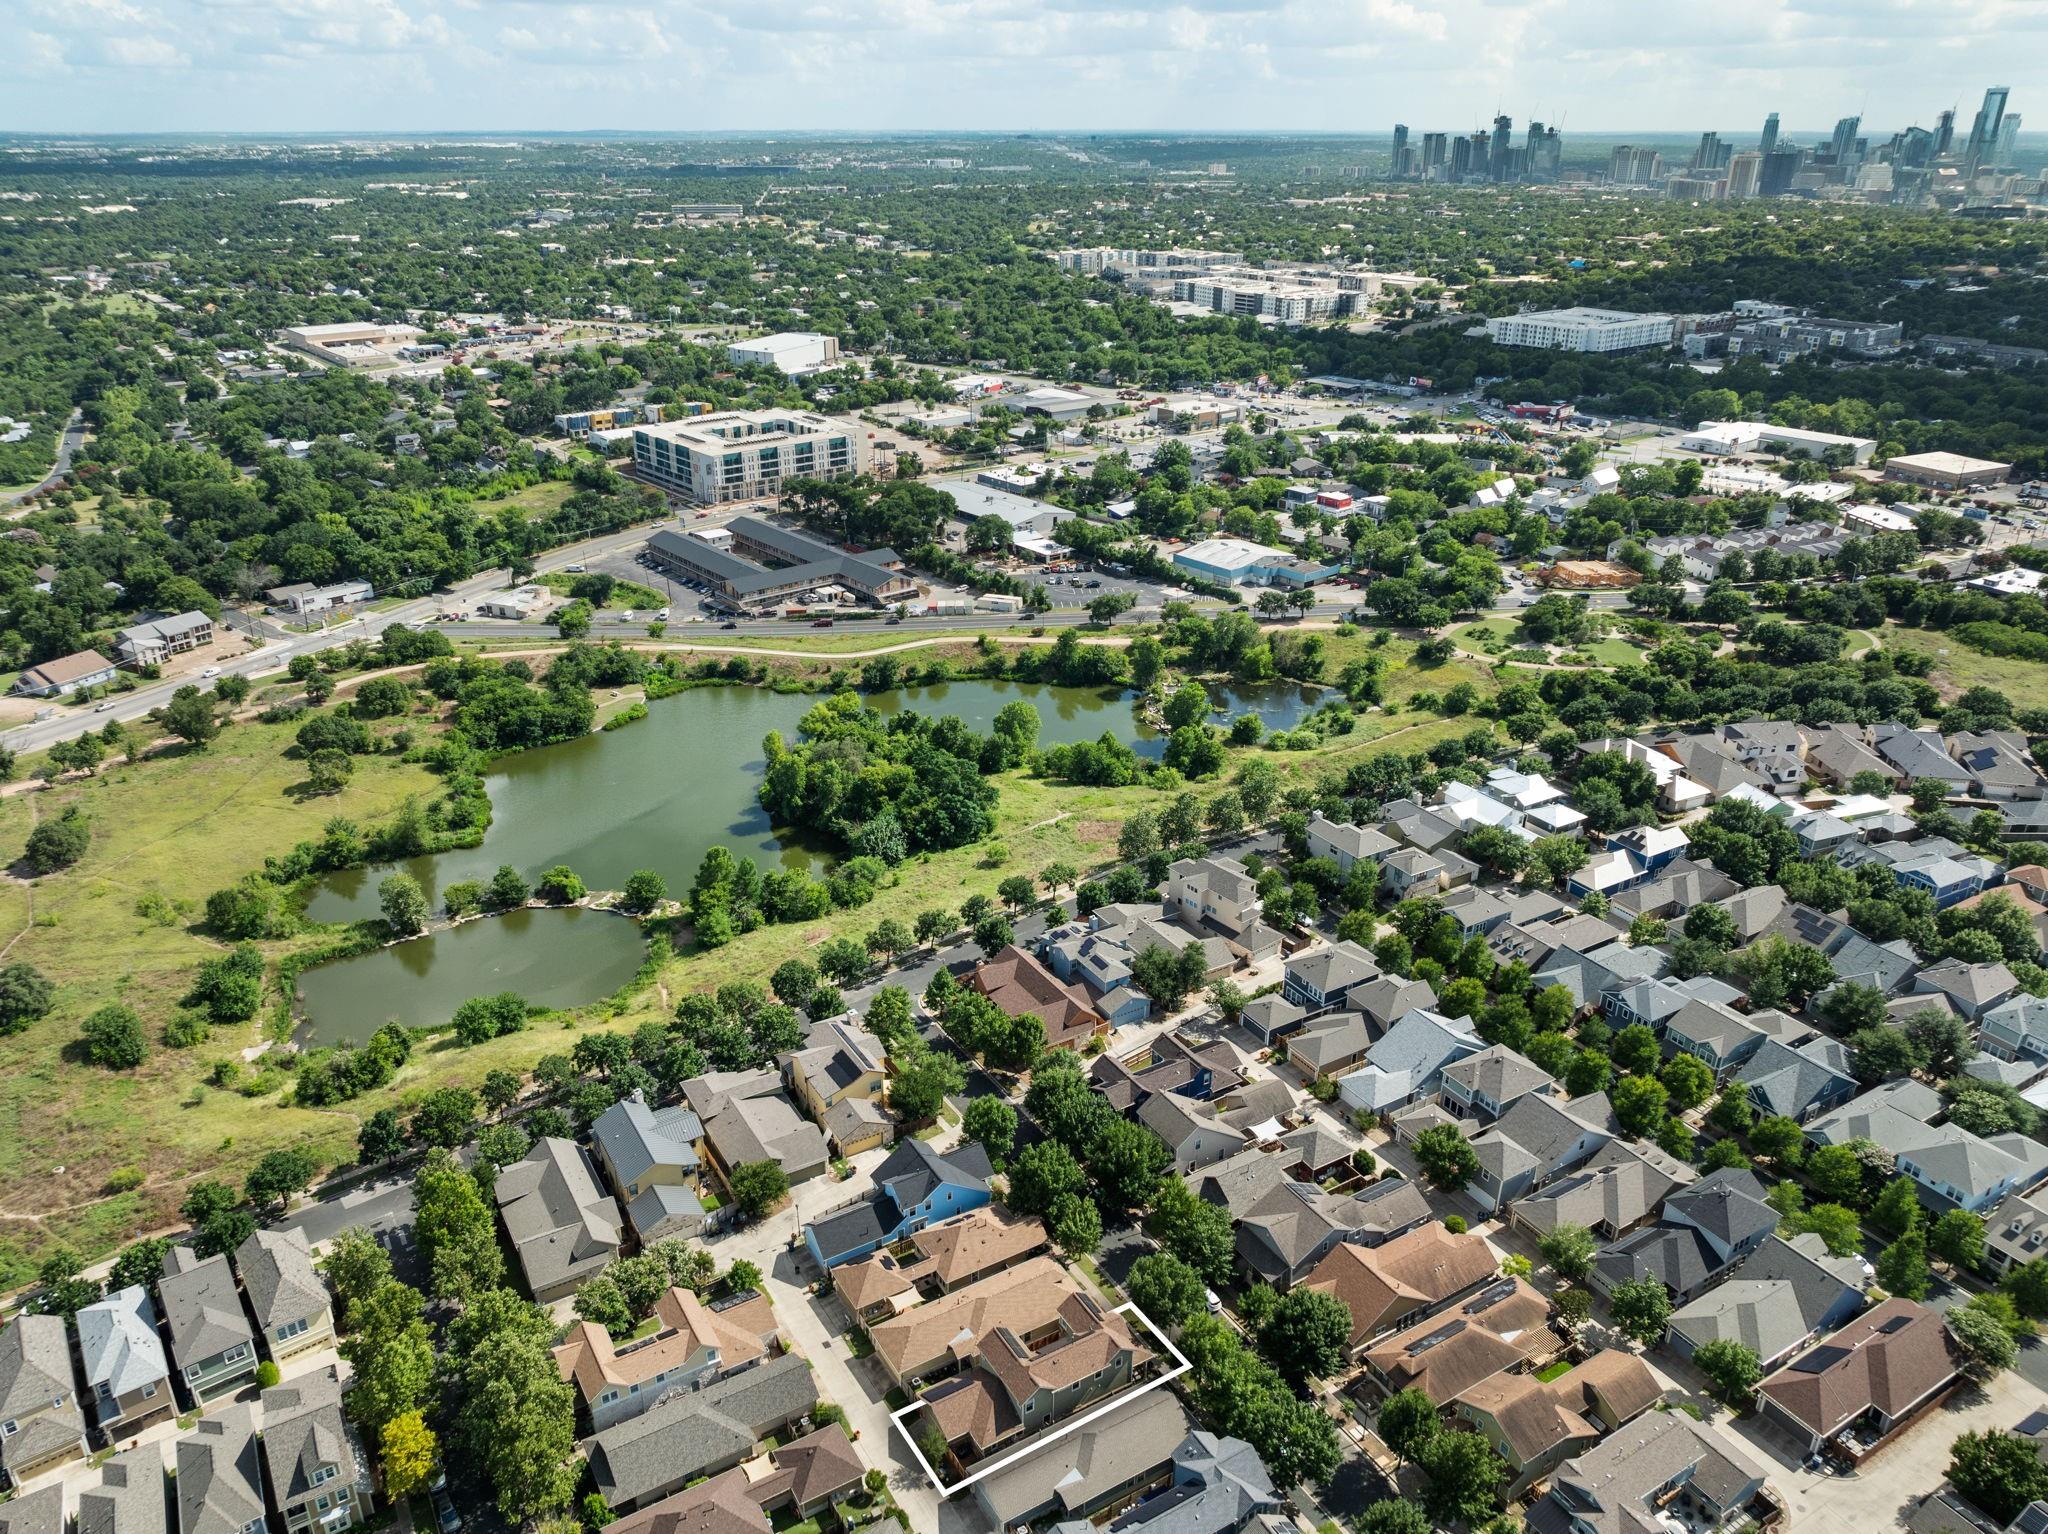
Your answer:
22,806 -> 90,875
452,992 -> 529,1046
80,1005 -> 148,1069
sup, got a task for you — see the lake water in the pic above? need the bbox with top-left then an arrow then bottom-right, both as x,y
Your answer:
294,676 -> 1325,1041
294,906 -> 647,1046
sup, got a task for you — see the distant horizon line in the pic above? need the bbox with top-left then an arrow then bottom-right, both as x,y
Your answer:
1,125 -> 2042,142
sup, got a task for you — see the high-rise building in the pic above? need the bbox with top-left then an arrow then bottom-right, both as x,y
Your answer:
1897,126 -> 1935,169
1935,108 -> 1956,157
1727,152 -> 1763,199
1829,115 -> 1862,167
1450,135 -> 1473,180
1692,132 -> 1724,170
1608,146 -> 1662,186
1759,149 -> 1802,197
1965,85 -> 2010,170
1421,132 -> 1448,177
1541,126 -> 1562,179
1489,115 -> 1513,179
1760,113 -> 1780,157
1391,123 -> 1411,177
1995,113 -> 2021,168
1468,129 -> 1492,179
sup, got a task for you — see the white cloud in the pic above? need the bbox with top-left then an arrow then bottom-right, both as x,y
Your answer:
100,34 -> 190,66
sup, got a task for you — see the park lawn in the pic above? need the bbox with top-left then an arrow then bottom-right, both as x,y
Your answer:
1581,637 -> 1649,667
655,627 -> 1041,657
0,721 -> 446,1283
1446,620 -> 1517,654
1882,624 -> 2048,709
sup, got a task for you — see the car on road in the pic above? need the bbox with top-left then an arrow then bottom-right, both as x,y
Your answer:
654,608 -> 670,621
565,562 -> 585,572
94,700 -> 115,713
811,617 -> 835,627
720,621 -> 738,630
201,666 -> 220,678
431,1488 -> 461,1534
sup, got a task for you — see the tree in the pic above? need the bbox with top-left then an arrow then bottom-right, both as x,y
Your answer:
109,1237 -> 173,1296
1259,1286 -> 1352,1388
1358,1503 -> 1432,1534
1088,1117 -> 1168,1209
1010,1140 -> 1088,1216
358,1109 -> 405,1165
1413,1124 -> 1479,1189
1906,1010 -> 1976,1079
80,1004 -> 146,1069
1785,1203 -> 1863,1258
22,806 -> 90,874
488,864 -> 531,909
1127,1253 -> 1208,1329
408,1088 -> 478,1149
341,1279 -> 435,1432
1930,1208 -> 1986,1271
1376,1387 -> 1441,1463
1145,1178 -> 1236,1285
1129,942 -> 1208,1012
319,1228 -> 392,1329
962,1096 -> 1017,1166
453,1317 -> 578,1522
0,963 -> 56,1035
1948,1430 -> 2048,1525
306,748 -> 354,795
621,869 -> 667,913
1748,1114 -> 1805,1165
379,873 -> 430,936
1612,1074 -> 1669,1136
1047,1191 -> 1102,1256
452,991 -> 528,1046
972,913 -> 1015,957
538,865 -> 586,904
379,1411 -> 439,1499
2005,1256 -> 2048,1320
1948,1300 -> 2020,1379
1659,1053 -> 1714,1112
245,1148 -> 319,1212
161,685 -> 220,748
890,1046 -> 966,1121
1872,1177 -> 1924,1236
1876,1227 -> 1932,1299
1417,1428 -> 1506,1526
1539,1224 -> 1596,1282
1693,1339 -> 1763,1409
1608,1278 -> 1673,1347
728,1160 -> 788,1220
412,1149 -> 503,1303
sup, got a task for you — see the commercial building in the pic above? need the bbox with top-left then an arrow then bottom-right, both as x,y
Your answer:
726,333 -> 841,376
553,402 -> 684,440
630,410 -> 863,505
644,518 -> 915,613
1883,450 -> 2012,490
1172,536 -> 1342,588
1679,421 -> 1877,465
12,649 -> 117,698
277,321 -> 424,365
1484,308 -> 1677,353
265,580 -> 373,615
114,611 -> 214,667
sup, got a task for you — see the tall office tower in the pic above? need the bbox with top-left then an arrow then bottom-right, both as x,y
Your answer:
1451,135 -> 1474,180
1692,132 -> 1723,170
1468,129 -> 1492,179
1760,112 -> 1780,157
1760,148 -> 1802,196
1898,125 -> 1935,168
1726,151 -> 1762,198
1608,144 -> 1633,182
1935,108 -> 1956,157
1526,121 -> 1545,174
1541,126 -> 1562,178
1392,123 -> 1411,177
1965,85 -> 2010,170
1996,112 -> 2021,168
1829,115 -> 1862,167
1422,132 -> 1448,176
1489,114 -> 1513,178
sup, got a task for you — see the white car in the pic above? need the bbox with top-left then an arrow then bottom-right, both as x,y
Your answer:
201,666 -> 220,678
654,608 -> 670,621
621,610 -> 636,621
94,700 -> 115,713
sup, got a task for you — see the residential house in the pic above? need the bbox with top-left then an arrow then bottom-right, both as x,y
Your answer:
1983,1189 -> 2048,1276
1804,724 -> 1900,790
1719,720 -> 1806,795
1305,813 -> 1398,874
1912,959 -> 2019,1023
1380,848 -> 1449,900
1160,856 -> 1285,965
1896,1125 -> 2048,1213
1038,903 -> 1223,1027
1952,886 -> 2048,958
1284,1013 -> 1375,1081
1980,993 -> 2048,1065
801,1138 -> 993,1270
1347,975 -> 1440,1035
1382,797 -> 1464,852
1666,1233 -> 1869,1368
1611,824 -> 1691,875
0,1485 -> 60,1534
1590,1169 -> 1778,1303
1235,1178 -> 1433,1289
580,1353 -> 819,1514
1535,941 -> 1669,1014
1803,1078 -> 1945,1152
1361,1278 -> 1561,1402
78,1450 -> 165,1534
1753,1299 -> 1957,1458
1523,1410 -> 1773,1534
1873,724 -> 1971,796
1187,1146 -> 1296,1224
1301,1224 -> 1500,1356
1096,1429 -> 1280,1534
970,946 -> 1109,1051
554,1286 -> 777,1432
1440,1046 -> 1559,1124
1786,812 -> 1861,861
1215,1077 -> 1297,1140
1280,942 -> 1380,1017
1603,975 -> 1745,1034
1335,1009 -> 1482,1116
1454,1350 -> 1663,1497
494,1137 -> 625,1303
915,1282 -> 1153,1470
1579,737 -> 1710,815
1239,993 -> 1307,1047
12,650 -> 117,699
259,1367 -> 368,1534
1609,862 -> 1739,924
1733,1038 -> 1858,1124
1949,731 -> 2044,800
1091,1031 -> 1245,1114
590,1093 -> 706,1244
869,1256 -> 1095,1389
1468,1090 -> 1619,1214
158,1248 -> 259,1401
1509,1140 -> 1698,1243
1659,999 -> 1766,1080
969,1389 -> 1192,1534
115,611 -> 214,667
1138,1092 -> 1250,1175
1440,886 -> 1518,940
781,1014 -> 890,1157
234,1229 -> 333,1366
596,1426 -> 864,1534
76,1286 -> 172,1439
0,1315 -> 84,1486
175,1409 -> 268,1534
831,1207 -> 1049,1323
683,1071 -> 830,1192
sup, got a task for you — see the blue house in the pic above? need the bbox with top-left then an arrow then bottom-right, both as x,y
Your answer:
801,1139 -> 993,1271
1609,824 -> 1690,876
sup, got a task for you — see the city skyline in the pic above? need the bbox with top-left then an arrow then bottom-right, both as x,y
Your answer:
7,0 -> 2047,136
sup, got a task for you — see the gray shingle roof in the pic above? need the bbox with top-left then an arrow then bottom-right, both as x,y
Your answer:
234,1228 -> 328,1333
1668,1234 -> 1866,1361
583,1353 -> 818,1508
175,1408 -> 267,1534
494,1137 -> 623,1294
0,1313 -> 75,1421
592,1093 -> 702,1190
0,1485 -> 63,1534
156,1250 -> 253,1367
77,1285 -> 168,1399
78,1450 -> 166,1534
258,1368 -> 355,1507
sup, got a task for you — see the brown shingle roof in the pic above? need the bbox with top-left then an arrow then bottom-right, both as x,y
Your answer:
1303,1224 -> 1499,1349
1364,1279 -> 1556,1403
1754,1298 -> 1955,1440
970,946 -> 1105,1050
869,1256 -> 1077,1382
833,1208 -> 1048,1315
553,1287 -> 773,1401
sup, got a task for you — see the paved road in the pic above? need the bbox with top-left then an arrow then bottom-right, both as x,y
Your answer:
278,1171 -> 422,1285
2,411 -> 86,511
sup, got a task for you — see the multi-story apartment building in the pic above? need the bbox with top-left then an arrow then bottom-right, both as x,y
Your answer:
630,411 -> 861,505
1485,308 -> 1677,353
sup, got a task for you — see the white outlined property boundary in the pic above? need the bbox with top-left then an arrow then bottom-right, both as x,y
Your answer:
888,1299 -> 1191,1499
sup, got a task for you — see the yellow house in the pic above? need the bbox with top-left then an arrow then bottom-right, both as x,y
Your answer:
783,1016 -> 891,1156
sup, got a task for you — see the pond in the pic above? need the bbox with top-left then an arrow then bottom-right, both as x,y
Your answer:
304,677 -> 1326,926
294,906 -> 647,1046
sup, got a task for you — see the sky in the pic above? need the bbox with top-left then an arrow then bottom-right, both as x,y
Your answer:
8,0 -> 2048,138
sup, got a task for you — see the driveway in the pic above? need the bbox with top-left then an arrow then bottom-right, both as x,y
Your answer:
279,1173 -> 422,1286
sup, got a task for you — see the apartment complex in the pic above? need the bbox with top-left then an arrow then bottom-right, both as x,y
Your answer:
630,410 -> 862,505
1485,308 -> 1678,353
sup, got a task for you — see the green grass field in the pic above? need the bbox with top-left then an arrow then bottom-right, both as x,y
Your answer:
473,479 -> 575,519
1883,624 -> 2048,710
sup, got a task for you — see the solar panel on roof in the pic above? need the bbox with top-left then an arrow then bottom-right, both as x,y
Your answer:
1793,1345 -> 1849,1373
1876,1313 -> 1914,1334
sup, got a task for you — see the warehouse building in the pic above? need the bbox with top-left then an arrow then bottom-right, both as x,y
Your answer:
630,411 -> 863,505
726,333 -> 841,375
645,518 -> 916,613
1882,451 -> 2012,490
